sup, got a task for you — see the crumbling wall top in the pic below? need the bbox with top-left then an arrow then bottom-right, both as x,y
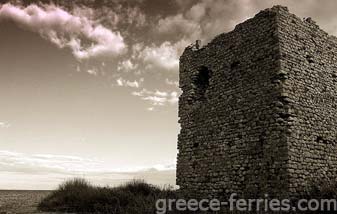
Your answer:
181,5 -> 337,59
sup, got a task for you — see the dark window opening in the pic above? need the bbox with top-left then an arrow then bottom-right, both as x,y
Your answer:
193,142 -> 199,148
230,61 -> 240,69
257,134 -> 266,158
237,133 -> 242,139
191,66 -> 211,102
192,161 -> 197,170
279,112 -> 291,120
315,136 -> 329,144
306,55 -> 314,63
316,136 -> 323,142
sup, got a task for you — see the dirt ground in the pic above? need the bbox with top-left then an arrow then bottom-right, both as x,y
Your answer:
0,190 -> 53,214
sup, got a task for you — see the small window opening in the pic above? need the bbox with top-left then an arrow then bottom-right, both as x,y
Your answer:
192,161 -> 197,170
279,112 -> 290,120
237,133 -> 242,139
191,66 -> 211,102
316,136 -> 323,143
193,142 -> 199,148
258,133 -> 266,158
230,61 -> 240,69
306,55 -> 314,63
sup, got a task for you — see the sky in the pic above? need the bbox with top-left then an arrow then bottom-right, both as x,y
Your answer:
0,0 -> 337,190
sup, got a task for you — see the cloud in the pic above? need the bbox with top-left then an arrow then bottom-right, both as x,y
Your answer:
0,3 -> 126,60
0,150 -> 175,174
165,0 -> 337,46
165,78 -> 179,87
154,90 -> 168,97
147,107 -> 155,111
0,122 -> 10,128
0,151 -> 101,174
130,39 -> 188,75
87,68 -> 98,76
138,41 -> 180,71
142,96 -> 167,106
116,77 -> 143,88
132,89 -> 179,107
156,0 -> 258,46
151,0 -> 337,78
157,14 -> 202,40
0,150 -> 176,189
125,6 -> 146,27
117,59 -> 137,71
168,91 -> 179,104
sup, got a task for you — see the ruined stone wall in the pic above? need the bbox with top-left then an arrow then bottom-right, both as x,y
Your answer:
177,5 -> 337,199
177,6 -> 291,199
277,8 -> 337,194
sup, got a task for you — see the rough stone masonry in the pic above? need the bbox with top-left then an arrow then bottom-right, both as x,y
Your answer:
177,5 -> 337,199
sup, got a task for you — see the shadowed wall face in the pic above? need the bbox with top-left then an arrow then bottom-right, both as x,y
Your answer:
277,9 -> 337,195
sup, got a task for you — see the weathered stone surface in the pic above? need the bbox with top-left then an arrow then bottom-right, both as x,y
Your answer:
176,5 -> 337,199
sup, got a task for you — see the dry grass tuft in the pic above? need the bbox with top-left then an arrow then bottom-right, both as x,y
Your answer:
38,178 -> 177,213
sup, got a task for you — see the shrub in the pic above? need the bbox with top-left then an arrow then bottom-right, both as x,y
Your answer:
38,178 -> 177,214
302,178 -> 337,199
297,177 -> 337,213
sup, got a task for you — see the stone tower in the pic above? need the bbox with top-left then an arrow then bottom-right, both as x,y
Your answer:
177,6 -> 337,198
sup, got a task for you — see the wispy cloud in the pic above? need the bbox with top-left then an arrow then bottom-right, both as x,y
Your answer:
0,151 -> 101,174
137,41 -> 180,71
116,77 -> 144,88
87,68 -> 98,76
0,150 -> 175,174
0,150 -> 176,189
165,78 -> 179,87
0,3 -> 126,60
132,89 -> 179,108
0,122 -> 10,128
157,13 -> 202,41
117,59 -> 138,72
157,0 -> 257,46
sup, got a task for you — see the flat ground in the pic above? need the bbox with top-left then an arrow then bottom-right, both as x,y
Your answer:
0,190 -> 52,214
